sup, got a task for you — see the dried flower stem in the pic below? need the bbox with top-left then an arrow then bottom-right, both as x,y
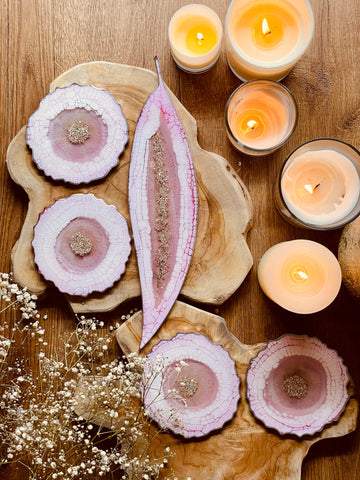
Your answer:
0,273 -> 179,480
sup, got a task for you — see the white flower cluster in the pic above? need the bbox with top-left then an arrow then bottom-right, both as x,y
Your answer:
0,273 -> 182,480
0,273 -> 45,387
0,272 -> 39,320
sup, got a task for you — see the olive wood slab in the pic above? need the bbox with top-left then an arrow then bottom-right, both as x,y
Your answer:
6,61 -> 253,313
114,301 -> 358,480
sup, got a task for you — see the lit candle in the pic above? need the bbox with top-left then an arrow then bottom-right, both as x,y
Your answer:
225,0 -> 314,81
225,80 -> 297,155
258,240 -> 342,314
276,139 -> 360,229
168,4 -> 223,73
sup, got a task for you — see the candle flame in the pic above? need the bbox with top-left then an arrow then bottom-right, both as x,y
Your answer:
244,119 -> 258,134
292,268 -> 309,282
304,183 -> 320,194
262,17 -> 271,36
196,32 -> 204,45
247,120 -> 258,129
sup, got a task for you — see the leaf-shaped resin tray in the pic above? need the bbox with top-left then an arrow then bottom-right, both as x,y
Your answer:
6,61 -> 253,313
115,301 -> 358,480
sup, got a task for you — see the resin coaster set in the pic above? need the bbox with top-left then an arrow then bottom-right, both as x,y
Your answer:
5,2 -> 360,480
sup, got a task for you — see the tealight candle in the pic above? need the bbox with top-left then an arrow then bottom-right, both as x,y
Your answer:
258,240 -> 342,314
276,139 -> 360,229
168,4 -> 223,73
225,80 -> 297,155
225,0 -> 314,81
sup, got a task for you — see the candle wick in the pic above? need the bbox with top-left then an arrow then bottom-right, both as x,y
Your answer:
196,32 -> 204,45
304,183 -> 320,194
262,18 -> 271,36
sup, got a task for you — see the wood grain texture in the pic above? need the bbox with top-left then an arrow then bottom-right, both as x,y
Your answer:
1,0 -> 360,479
114,301 -> 358,480
6,61 -> 253,312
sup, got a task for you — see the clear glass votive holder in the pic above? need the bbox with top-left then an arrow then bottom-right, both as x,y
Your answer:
225,0 -> 314,82
225,80 -> 298,156
275,138 -> 360,230
168,4 -> 223,74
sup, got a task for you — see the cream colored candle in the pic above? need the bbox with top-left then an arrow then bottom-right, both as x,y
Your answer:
225,80 -> 297,155
258,240 -> 342,314
277,139 -> 360,229
225,0 -> 314,81
168,4 -> 222,73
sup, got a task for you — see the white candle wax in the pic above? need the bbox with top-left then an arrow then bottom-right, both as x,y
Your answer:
168,4 -> 223,73
225,0 -> 314,81
258,240 -> 342,314
278,139 -> 360,229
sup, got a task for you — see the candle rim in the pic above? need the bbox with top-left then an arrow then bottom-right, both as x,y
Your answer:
168,4 -> 223,60
225,0 -> 315,69
278,137 -> 360,230
225,79 -> 298,154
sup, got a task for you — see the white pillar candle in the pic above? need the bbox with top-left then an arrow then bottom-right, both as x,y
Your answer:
258,240 -> 342,314
225,80 -> 297,155
276,139 -> 360,229
168,4 -> 223,74
225,0 -> 314,81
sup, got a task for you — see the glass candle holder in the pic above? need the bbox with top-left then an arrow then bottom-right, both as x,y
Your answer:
258,240 -> 342,314
168,4 -> 223,74
225,0 -> 314,81
225,80 -> 297,156
275,138 -> 360,230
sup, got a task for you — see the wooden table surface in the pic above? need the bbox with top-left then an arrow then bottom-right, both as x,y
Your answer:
0,1 -> 359,479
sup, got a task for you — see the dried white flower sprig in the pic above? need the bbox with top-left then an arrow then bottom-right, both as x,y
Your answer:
0,273 -> 182,480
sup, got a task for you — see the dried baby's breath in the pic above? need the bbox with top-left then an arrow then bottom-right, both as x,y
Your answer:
0,273 -> 180,480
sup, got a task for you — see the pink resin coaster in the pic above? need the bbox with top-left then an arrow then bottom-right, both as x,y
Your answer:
142,331 -> 240,438
26,83 -> 128,184
247,334 -> 349,436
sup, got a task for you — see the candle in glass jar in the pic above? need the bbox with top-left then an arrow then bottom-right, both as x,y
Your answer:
258,240 -> 342,314
277,139 -> 360,229
225,0 -> 314,81
168,4 -> 223,73
225,80 -> 297,155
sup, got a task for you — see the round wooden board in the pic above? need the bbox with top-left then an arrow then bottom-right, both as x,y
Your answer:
115,301 -> 358,480
6,61 -> 253,313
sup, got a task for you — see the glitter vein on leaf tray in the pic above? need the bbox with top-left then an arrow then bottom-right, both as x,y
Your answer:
128,56 -> 198,349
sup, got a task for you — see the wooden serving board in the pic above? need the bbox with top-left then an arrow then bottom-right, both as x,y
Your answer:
115,301 -> 358,480
6,61 -> 253,313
